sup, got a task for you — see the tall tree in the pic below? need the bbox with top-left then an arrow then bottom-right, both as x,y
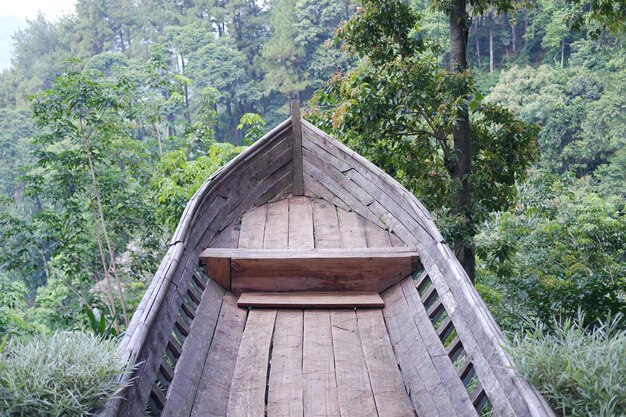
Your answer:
311,0 -> 538,282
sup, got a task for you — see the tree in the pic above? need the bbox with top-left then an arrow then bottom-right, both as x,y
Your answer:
20,68 -> 158,328
311,0 -> 538,282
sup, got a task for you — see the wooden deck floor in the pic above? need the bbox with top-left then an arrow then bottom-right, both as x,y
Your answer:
160,197 -> 479,417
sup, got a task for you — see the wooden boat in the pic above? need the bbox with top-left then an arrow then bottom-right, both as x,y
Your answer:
101,103 -> 555,417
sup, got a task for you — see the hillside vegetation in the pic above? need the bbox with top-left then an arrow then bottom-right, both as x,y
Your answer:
0,0 -> 624,415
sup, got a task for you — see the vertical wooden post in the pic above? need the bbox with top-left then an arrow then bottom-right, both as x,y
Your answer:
291,99 -> 304,196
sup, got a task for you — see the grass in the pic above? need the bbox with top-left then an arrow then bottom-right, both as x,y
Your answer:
0,331 -> 129,417
509,314 -> 626,417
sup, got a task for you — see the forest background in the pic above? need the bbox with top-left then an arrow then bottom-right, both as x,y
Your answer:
0,0 -> 624,413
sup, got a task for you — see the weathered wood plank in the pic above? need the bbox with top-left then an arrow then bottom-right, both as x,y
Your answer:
238,204 -> 268,249
264,199 -> 289,249
225,248 -> 419,293
338,209 -> 368,248
390,232 -> 406,247
292,102 -> 304,196
204,256 -> 230,290
303,310 -> 340,417
210,219 -> 240,249
237,292 -> 384,308
400,278 -> 478,417
356,308 -> 415,417
381,283 -> 445,417
361,216 -> 392,248
303,157 -> 384,228
288,196 -> 315,249
330,310 -> 378,416
189,293 -> 247,417
201,247 -> 419,259
312,198 -> 341,248
161,280 -> 226,417
226,309 -> 276,417
303,171 -> 351,212
268,310 -> 304,417
303,147 -> 376,207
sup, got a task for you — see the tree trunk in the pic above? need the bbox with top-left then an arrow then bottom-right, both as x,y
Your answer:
511,19 -> 517,51
474,19 -> 481,67
488,11 -> 494,73
449,0 -> 476,283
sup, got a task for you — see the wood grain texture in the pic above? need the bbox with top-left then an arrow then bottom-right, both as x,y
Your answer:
381,283 -> 444,417
356,308 -> 415,417
288,196 -> 314,249
226,309 -> 276,417
362,216 -> 392,248
400,278 -> 478,417
292,102 -> 304,196
268,310 -> 304,417
161,280 -> 225,417
312,198 -> 341,248
264,200 -> 289,249
238,204 -> 268,249
190,293 -> 247,417
229,253 -> 418,293
338,209 -> 367,248
204,256 -> 230,290
103,116 -> 554,417
303,310 -> 340,417
237,292 -> 384,308
330,310 -> 378,416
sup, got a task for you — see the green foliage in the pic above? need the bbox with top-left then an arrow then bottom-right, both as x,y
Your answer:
151,143 -> 244,229
0,331 -> 129,417
0,274 -> 44,338
477,170 -> 626,328
509,314 -> 626,417
237,113 -> 267,145
84,307 -> 119,339
310,0 -> 538,244
488,62 -> 626,184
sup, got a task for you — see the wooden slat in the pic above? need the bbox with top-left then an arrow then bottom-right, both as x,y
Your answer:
237,292 -> 384,308
223,248 -> 419,293
268,310 -> 304,417
159,362 -> 174,382
312,198 -> 341,248
264,199 -> 289,249
238,204 -> 267,249
226,309 -> 276,417
356,309 -> 415,417
390,232 -> 406,247
447,336 -> 464,361
292,103 -> 304,196
303,310 -> 340,417
330,310 -> 378,416
400,278 -> 478,416
437,315 -> 455,342
201,247 -> 418,260
362,216 -> 391,247
150,385 -> 166,410
190,293 -> 247,417
162,280 -> 225,417
338,209 -> 367,248
382,283 -> 448,417
289,196 -> 314,249
210,219 -> 240,249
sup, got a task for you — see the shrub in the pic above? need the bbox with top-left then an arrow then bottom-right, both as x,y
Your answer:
0,331 -> 128,417
509,315 -> 626,417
